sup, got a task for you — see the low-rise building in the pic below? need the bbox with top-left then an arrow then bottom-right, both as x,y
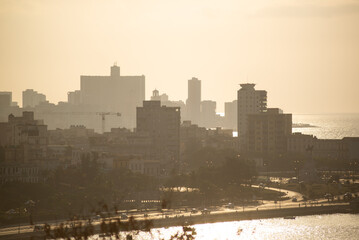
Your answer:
0,112 -> 48,163
113,155 -> 160,176
287,133 -> 315,155
0,163 -> 40,184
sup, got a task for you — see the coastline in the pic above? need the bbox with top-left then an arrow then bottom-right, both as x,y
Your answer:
150,204 -> 353,228
3,204 -> 355,239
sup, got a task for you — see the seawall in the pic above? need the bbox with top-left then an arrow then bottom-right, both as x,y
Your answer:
2,204 -> 354,239
151,204 -> 352,228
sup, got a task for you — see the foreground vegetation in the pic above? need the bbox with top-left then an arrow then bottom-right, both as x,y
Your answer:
0,150 -> 280,226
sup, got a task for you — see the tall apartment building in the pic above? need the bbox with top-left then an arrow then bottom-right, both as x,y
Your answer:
246,108 -> 292,156
22,89 -> 46,108
186,77 -> 201,125
136,101 -> 180,173
201,100 -> 216,128
81,64 -> 145,129
224,100 -> 237,130
237,83 -> 267,150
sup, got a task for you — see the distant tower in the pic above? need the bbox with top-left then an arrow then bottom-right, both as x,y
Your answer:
224,100 -> 237,130
67,90 -> 82,105
152,89 -> 160,100
237,83 -> 267,150
22,89 -> 46,108
0,92 -> 12,108
201,100 -> 216,128
186,77 -> 201,125
111,63 -> 120,78
80,65 -> 145,129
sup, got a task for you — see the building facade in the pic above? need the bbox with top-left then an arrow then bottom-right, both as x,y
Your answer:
186,77 -> 201,125
80,64 -> 145,129
246,108 -> 292,157
287,132 -> 316,155
136,101 -> 180,173
0,92 -> 12,108
67,90 -> 82,105
0,164 -> 40,184
0,112 -> 48,163
200,100 -> 216,128
22,89 -> 46,108
224,100 -> 237,130
237,83 -> 267,151
151,89 -> 187,120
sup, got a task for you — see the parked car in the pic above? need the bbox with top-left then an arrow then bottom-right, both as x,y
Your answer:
226,203 -> 235,209
33,225 -> 44,232
201,208 -> 210,215
191,208 -> 198,214
324,193 -> 333,200
344,192 -> 353,200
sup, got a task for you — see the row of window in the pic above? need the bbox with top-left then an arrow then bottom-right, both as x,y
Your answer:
0,167 -> 38,175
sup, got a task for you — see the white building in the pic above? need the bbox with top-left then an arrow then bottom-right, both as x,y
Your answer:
237,83 -> 267,151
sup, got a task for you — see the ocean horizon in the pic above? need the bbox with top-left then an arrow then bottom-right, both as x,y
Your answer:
292,113 -> 359,139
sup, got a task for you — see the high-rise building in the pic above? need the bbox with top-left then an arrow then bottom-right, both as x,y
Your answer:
22,89 -> 46,108
224,100 -> 237,130
81,64 -> 145,129
246,108 -> 292,156
136,101 -> 180,173
237,83 -> 267,150
201,100 -> 216,128
186,77 -> 201,125
0,92 -> 12,108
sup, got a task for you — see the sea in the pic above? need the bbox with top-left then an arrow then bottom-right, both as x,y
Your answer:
91,214 -> 359,240
292,113 -> 359,139
232,113 -> 359,139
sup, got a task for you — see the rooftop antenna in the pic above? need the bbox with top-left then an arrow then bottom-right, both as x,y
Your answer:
114,61 -> 117,66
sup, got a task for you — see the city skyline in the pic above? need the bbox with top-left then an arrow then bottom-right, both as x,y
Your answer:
1,1 -> 359,239
1,0 -> 359,114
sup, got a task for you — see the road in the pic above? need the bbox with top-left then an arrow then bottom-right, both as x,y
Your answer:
0,185 -> 352,238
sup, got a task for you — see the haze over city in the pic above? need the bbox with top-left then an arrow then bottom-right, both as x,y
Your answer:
1,0 -> 359,113
1,1 -> 359,239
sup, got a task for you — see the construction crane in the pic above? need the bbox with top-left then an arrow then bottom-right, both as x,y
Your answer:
97,112 -> 121,134
38,111 -> 121,133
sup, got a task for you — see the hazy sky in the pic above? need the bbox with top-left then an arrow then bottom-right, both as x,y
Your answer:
0,0 -> 358,113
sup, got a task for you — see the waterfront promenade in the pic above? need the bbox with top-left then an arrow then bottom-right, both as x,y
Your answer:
0,202 -> 353,240
0,185 -> 356,239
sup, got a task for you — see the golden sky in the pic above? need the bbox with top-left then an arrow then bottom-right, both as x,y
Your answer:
0,0 -> 358,113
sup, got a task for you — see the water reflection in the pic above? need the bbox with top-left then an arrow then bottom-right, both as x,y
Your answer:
91,214 -> 359,239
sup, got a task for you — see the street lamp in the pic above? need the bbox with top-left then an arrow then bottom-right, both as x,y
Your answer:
25,200 -> 36,226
